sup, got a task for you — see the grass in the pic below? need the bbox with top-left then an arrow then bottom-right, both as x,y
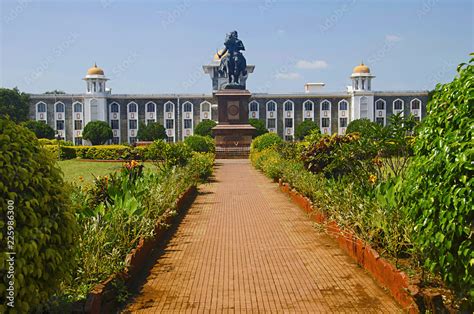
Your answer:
57,159 -> 154,186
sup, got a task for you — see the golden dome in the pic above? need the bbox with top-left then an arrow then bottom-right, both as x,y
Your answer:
353,62 -> 370,74
87,63 -> 104,75
213,49 -> 228,62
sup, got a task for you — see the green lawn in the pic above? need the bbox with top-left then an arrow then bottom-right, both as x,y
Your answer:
57,160 -> 154,186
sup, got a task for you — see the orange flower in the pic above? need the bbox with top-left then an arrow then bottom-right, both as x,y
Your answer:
79,176 -> 84,182
368,174 -> 377,185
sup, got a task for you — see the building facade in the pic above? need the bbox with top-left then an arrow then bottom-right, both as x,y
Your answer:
28,59 -> 428,145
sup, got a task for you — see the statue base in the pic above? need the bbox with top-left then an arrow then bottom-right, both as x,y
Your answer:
222,82 -> 245,90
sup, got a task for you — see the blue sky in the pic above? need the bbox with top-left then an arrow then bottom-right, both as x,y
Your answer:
1,0 -> 472,94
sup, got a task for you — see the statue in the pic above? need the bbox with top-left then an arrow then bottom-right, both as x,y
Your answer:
217,31 -> 248,89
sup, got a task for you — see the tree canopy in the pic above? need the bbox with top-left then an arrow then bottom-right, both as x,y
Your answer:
0,87 -> 30,123
82,121 -> 113,145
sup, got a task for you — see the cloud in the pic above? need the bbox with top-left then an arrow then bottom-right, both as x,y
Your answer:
275,72 -> 302,80
276,29 -> 286,36
296,60 -> 328,70
385,34 -> 402,43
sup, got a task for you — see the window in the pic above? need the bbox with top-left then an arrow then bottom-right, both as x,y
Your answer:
284,101 -> 293,111
376,117 -> 385,126
129,120 -> 137,129
147,102 -> 155,112
201,102 -> 210,112
128,103 -> 137,113
339,118 -> 348,128
267,101 -> 276,111
285,118 -> 293,128
183,102 -> 192,112
376,99 -> 385,110
147,119 -> 155,125
74,120 -> 83,130
267,119 -> 276,128
111,103 -> 119,112
249,101 -> 258,112
37,103 -> 46,112
74,103 -> 82,112
112,137 -> 120,144
90,99 -> 98,117
184,119 -> 192,129
304,101 -> 313,111
321,100 -> 330,111
165,102 -> 174,112
321,118 -> 330,128
129,137 -> 137,144
110,120 -> 119,129
167,136 -> 174,143
74,138 -> 83,146
165,119 -> 174,129
360,97 -> 368,118
285,136 -> 293,141
56,120 -> 64,130
304,118 -> 312,121
339,100 -> 348,111
393,99 -> 404,111
411,99 -> 421,110
414,116 -> 421,122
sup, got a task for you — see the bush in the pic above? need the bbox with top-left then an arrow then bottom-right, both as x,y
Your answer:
188,152 -> 215,182
295,120 -> 319,140
401,57 -> 474,304
82,121 -> 113,145
248,118 -> 268,137
147,140 -> 193,168
38,138 -> 73,146
346,118 -> 383,139
250,132 -> 283,152
22,120 -> 55,139
194,120 -> 217,137
184,135 -> 215,153
43,145 -> 77,160
74,145 -> 137,160
137,122 -> 167,141
0,118 -> 77,312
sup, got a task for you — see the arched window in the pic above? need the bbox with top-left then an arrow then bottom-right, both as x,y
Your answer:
146,102 -> 155,113
249,101 -> 259,112
55,102 -> 65,113
284,100 -> 293,111
360,97 -> 368,118
201,101 -> 210,112
321,100 -> 331,111
183,101 -> 192,112
165,101 -> 174,112
128,102 -> 137,112
74,102 -> 82,112
338,100 -> 348,111
393,99 -> 404,111
375,99 -> 385,110
411,98 -> 421,110
267,101 -> 276,111
304,100 -> 314,111
37,102 -> 46,112
111,103 -> 119,113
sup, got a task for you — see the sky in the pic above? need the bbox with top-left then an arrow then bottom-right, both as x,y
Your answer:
1,0 -> 473,95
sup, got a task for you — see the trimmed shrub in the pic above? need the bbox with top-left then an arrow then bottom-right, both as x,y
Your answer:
184,135 -> 215,153
346,118 -> 383,139
250,132 -> 283,152
188,152 -> 215,182
0,118 -> 77,312
137,122 -> 167,141
82,121 -> 113,145
401,57 -> 474,304
43,145 -> 77,160
194,120 -> 217,137
38,138 -> 73,146
248,118 -> 268,137
295,120 -> 319,140
147,140 -> 193,168
22,120 -> 55,139
74,145 -> 132,160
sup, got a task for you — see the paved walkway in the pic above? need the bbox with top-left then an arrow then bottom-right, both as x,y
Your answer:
124,160 -> 400,313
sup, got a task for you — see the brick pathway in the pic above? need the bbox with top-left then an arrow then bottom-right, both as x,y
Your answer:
124,160 -> 401,313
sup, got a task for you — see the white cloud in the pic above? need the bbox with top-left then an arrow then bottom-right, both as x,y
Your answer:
276,29 -> 286,36
275,72 -> 302,80
296,60 -> 328,70
385,34 -> 402,43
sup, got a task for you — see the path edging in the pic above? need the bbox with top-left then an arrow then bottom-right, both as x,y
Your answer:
278,180 -> 420,313
83,185 -> 198,314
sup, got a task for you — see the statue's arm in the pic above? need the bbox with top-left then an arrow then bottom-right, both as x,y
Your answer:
218,47 -> 228,58
239,41 -> 245,51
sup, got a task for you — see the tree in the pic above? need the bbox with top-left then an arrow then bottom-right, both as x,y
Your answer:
248,118 -> 268,138
0,87 -> 30,123
346,118 -> 383,139
295,120 -> 318,140
82,121 -> 113,145
22,120 -> 55,139
44,90 -> 66,94
194,120 -> 217,137
137,122 -> 167,141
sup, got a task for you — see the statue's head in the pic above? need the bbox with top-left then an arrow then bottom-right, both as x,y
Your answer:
230,30 -> 238,38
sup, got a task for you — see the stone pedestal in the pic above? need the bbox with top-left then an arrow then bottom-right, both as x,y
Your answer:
212,89 -> 255,159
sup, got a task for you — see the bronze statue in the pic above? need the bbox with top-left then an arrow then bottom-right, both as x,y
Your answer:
217,31 -> 248,88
